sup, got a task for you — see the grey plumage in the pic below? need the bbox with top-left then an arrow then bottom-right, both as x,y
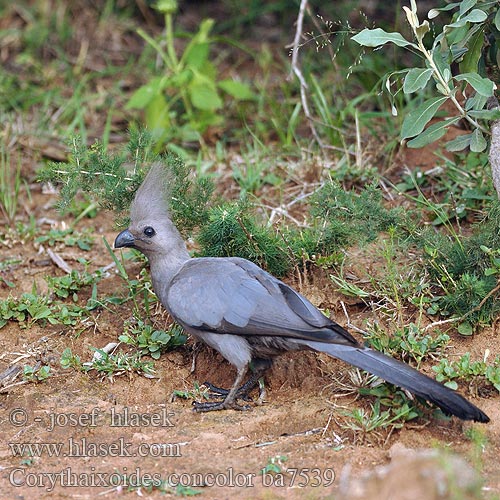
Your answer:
114,163 -> 489,422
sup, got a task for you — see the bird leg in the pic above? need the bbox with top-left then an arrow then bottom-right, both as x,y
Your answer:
193,365 -> 250,412
196,358 -> 272,409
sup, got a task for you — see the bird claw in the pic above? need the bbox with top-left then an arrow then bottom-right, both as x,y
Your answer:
202,381 -> 253,402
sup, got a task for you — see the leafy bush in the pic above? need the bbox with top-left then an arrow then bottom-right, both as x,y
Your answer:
353,0 -> 500,152
310,181 -> 403,247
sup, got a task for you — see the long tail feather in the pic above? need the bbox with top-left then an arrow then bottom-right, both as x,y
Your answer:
303,341 -> 489,423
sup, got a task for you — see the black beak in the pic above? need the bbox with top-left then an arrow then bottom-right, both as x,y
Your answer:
114,229 -> 136,249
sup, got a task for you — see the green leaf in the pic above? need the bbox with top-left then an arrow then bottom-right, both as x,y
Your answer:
459,28 -> 484,74
428,4 -> 459,19
445,133 -> 472,151
470,128 -> 487,152
444,380 -> 459,390
457,322 -> 474,336
447,9 -> 488,28
403,68 -> 433,94
145,93 -> 170,130
495,8 -> 500,31
188,75 -> 222,111
352,28 -> 412,48
465,92 -> 488,111
415,20 -> 430,43
432,52 -> 452,87
126,77 -> 168,110
468,109 -> 500,120
195,18 -> 215,43
400,96 -> 448,140
218,79 -> 255,100
184,43 -> 209,70
455,73 -> 495,97
406,118 -> 459,148
459,0 -> 477,17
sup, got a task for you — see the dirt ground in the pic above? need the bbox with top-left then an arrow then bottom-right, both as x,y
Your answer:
0,184 -> 499,500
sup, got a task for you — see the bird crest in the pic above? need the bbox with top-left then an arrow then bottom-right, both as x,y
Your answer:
130,162 -> 171,224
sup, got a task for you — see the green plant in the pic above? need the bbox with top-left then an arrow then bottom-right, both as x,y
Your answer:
0,293 -> 52,328
310,181 -> 403,248
433,351 -> 500,392
39,131 -> 214,234
126,0 -> 254,146
197,201 -> 291,276
260,455 -> 287,475
84,348 -> 155,380
119,320 -> 187,359
339,398 -> 420,439
60,347 -> 83,370
23,364 -> 51,382
46,269 -> 103,301
396,152 -> 494,224
0,285 -> 103,330
171,382 -> 211,402
35,227 -> 94,251
416,201 -> 500,332
231,151 -> 283,195
364,323 -> 450,366
38,133 -> 147,215
353,0 -> 500,152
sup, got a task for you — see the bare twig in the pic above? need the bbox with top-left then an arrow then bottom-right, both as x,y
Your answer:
340,301 -> 368,335
424,279 -> 500,332
0,379 -> 29,394
51,169 -> 134,181
47,248 -> 72,274
288,0 -> 323,148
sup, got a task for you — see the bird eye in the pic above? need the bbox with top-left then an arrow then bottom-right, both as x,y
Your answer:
143,226 -> 156,238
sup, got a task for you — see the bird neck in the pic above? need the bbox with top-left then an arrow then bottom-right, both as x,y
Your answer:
148,246 -> 190,302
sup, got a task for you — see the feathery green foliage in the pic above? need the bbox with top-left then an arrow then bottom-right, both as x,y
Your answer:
310,181 -> 403,246
38,129 -> 214,232
38,131 -> 149,215
39,128 -> 500,333
197,202 -> 291,276
414,201 -> 500,331
164,153 -> 214,236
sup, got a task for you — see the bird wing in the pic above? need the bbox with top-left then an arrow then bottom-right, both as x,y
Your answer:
166,257 -> 357,345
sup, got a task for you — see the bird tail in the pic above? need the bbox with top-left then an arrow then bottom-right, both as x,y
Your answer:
302,340 -> 489,423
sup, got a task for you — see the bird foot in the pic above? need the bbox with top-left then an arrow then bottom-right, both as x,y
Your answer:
192,399 -> 251,412
202,381 -> 253,402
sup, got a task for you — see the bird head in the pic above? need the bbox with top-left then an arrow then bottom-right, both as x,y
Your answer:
114,163 -> 186,260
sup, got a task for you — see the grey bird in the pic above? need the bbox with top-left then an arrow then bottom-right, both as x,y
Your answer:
114,163 -> 489,422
